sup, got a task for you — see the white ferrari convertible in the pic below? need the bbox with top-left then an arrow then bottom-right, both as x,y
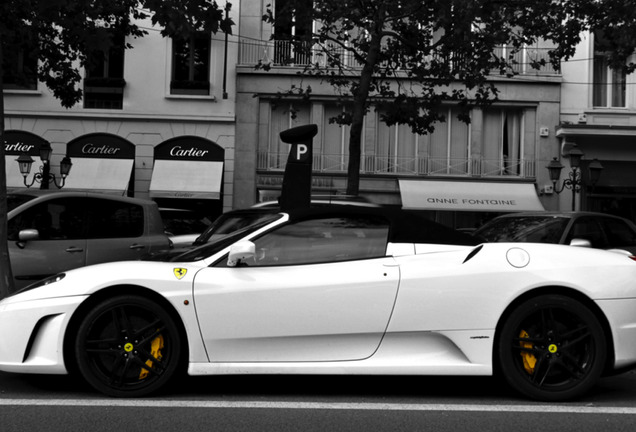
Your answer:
1,206 -> 636,401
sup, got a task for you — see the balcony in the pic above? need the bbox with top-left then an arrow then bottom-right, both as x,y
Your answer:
257,151 -> 536,178
239,37 -> 559,76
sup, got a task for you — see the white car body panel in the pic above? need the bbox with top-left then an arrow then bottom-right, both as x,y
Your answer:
0,295 -> 86,373
193,257 -> 400,362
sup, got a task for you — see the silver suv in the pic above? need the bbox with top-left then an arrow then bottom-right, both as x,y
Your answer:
7,190 -> 170,289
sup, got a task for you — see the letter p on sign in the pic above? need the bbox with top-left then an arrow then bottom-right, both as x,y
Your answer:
296,144 -> 308,161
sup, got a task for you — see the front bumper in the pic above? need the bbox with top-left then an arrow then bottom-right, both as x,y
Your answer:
0,295 -> 88,374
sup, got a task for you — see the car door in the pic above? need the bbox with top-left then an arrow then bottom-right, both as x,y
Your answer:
8,197 -> 87,287
193,214 -> 400,362
85,198 -> 151,264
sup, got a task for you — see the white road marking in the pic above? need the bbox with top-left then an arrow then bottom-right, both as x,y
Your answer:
0,399 -> 636,414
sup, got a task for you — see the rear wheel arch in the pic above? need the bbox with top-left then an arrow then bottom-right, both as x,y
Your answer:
493,286 -> 615,377
493,287 -> 614,400
63,285 -> 189,378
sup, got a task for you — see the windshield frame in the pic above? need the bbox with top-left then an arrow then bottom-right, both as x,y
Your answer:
474,215 -> 569,243
166,213 -> 285,262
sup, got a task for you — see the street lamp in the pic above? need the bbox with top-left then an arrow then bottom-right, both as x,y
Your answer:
16,142 -> 72,189
546,146 -> 603,211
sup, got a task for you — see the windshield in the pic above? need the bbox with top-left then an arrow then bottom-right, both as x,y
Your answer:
475,216 -> 568,243
167,213 -> 283,262
7,194 -> 36,212
194,210 -> 279,245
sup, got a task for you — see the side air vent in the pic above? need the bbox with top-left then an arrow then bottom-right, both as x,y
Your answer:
463,245 -> 483,263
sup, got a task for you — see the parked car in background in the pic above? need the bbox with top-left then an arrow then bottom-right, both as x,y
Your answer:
6,189 -> 170,289
473,211 -> 636,255
159,208 -> 213,247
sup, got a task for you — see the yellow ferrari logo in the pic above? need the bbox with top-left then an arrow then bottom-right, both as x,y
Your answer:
173,268 -> 187,280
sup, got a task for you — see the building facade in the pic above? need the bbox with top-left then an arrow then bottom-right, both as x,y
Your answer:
559,31 -> 636,222
6,3 -> 635,228
3,10 -> 239,220
236,1 -> 563,229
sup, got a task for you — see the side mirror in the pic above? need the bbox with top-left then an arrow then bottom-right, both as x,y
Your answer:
18,229 -> 40,242
227,241 -> 256,267
569,238 -> 591,248
17,229 -> 39,249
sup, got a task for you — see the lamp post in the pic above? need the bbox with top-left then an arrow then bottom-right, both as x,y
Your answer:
16,142 -> 72,189
546,146 -> 603,211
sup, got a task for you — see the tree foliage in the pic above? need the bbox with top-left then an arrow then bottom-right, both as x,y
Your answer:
262,0 -> 636,195
0,0 -> 233,298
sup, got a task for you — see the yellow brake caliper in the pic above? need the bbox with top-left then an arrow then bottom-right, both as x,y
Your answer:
519,330 -> 537,374
139,334 -> 164,380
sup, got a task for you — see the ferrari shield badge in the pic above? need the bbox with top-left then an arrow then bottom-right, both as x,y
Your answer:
173,268 -> 187,280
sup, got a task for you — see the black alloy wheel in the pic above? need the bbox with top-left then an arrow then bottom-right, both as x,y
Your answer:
498,294 -> 606,401
74,295 -> 182,397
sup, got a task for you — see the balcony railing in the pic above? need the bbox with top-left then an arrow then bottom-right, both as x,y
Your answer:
239,37 -> 559,75
257,151 -> 536,178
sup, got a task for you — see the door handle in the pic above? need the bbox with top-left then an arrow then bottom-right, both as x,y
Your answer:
129,244 -> 146,250
65,246 -> 84,253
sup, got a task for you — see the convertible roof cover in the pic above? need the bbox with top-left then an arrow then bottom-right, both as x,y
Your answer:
287,205 -> 480,246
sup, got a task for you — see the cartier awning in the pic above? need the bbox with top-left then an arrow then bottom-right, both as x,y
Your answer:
149,160 -> 224,199
4,130 -> 49,188
399,179 -> 545,212
62,158 -> 134,194
62,133 -> 136,194
149,136 -> 225,200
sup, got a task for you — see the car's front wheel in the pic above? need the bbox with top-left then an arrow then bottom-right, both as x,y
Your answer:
498,294 -> 606,401
74,295 -> 182,397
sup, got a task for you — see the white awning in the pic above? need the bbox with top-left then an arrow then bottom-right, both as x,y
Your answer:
399,179 -> 545,212
149,160 -> 223,199
62,158 -> 134,194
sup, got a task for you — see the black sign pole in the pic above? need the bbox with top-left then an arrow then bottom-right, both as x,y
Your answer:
278,124 -> 318,212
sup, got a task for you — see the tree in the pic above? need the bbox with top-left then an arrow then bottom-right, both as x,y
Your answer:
262,0 -> 636,196
0,0 -> 233,298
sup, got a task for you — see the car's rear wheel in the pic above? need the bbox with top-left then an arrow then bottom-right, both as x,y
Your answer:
498,294 -> 606,401
74,295 -> 181,397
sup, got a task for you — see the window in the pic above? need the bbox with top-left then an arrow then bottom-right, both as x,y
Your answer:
84,33 -> 126,109
321,104 -> 350,172
273,0 -> 313,65
8,199 -> 87,241
264,102 -> 310,169
482,108 -> 524,176
249,216 -> 389,266
600,218 -> 636,249
86,199 -> 144,238
375,121 -> 418,175
593,31 -> 626,108
566,218 -> 607,249
425,107 -> 470,175
171,33 -> 211,95
2,33 -> 38,91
